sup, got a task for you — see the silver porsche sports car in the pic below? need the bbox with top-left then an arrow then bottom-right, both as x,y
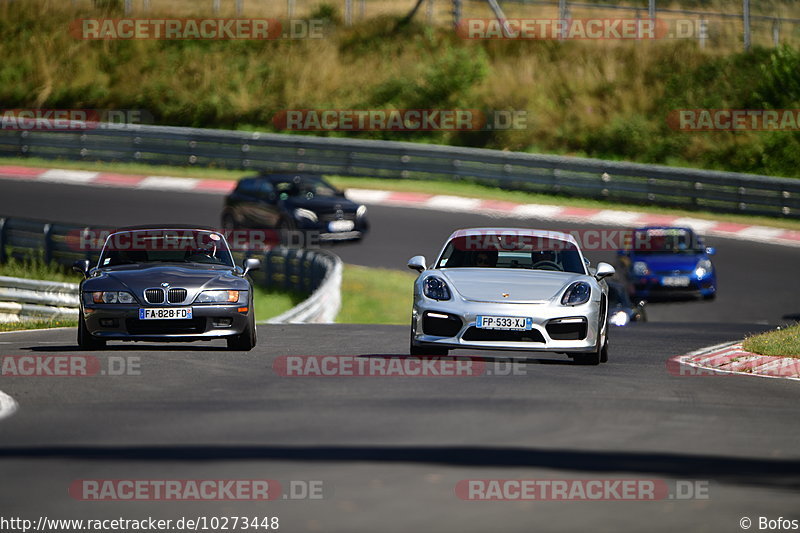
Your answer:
407,228 -> 615,365
73,226 -> 260,351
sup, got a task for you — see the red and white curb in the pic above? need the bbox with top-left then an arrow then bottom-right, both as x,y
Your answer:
667,341 -> 800,380
0,389 -> 18,421
2,165 -> 800,248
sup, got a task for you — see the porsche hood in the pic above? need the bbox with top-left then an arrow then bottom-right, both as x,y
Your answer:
438,269 -> 589,303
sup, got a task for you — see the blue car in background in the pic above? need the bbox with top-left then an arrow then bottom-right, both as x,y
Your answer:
617,226 -> 717,301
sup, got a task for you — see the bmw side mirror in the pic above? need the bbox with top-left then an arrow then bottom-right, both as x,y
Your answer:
407,255 -> 426,273
243,258 -> 261,277
595,262 -> 615,280
705,247 -> 716,255
73,259 -> 91,278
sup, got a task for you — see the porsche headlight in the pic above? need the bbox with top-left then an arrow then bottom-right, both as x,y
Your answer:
561,282 -> 591,306
632,261 -> 650,276
356,205 -> 368,218
293,208 -> 318,222
423,277 -> 451,301
196,290 -> 240,303
91,291 -> 134,304
695,259 -> 713,278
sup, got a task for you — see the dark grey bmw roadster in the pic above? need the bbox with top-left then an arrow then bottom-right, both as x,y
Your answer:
73,226 -> 260,351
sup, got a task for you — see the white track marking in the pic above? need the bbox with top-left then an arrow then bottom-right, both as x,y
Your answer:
39,169 -> 99,184
0,390 -> 18,421
137,176 -> 198,191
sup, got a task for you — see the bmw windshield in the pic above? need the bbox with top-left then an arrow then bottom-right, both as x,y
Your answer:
98,229 -> 235,268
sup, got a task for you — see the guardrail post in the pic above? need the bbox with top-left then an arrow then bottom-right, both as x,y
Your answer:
648,0 -> 655,20
344,0 -> 352,26
452,0 -> 461,29
427,0 -> 434,25
0,218 -> 6,264
742,0 -> 751,52
772,18 -> 780,46
699,18 -> 708,48
287,0 -> 294,18
212,0 -> 220,15
43,224 -> 53,265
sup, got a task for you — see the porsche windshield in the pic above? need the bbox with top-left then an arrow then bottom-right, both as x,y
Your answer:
436,234 -> 585,273
98,230 -> 234,267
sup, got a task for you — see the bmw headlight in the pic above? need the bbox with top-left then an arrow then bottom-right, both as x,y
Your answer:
632,261 -> 650,276
91,291 -> 134,304
561,282 -> 591,306
423,277 -> 451,301
695,259 -> 713,279
196,290 -> 240,303
356,205 -> 368,218
293,208 -> 318,223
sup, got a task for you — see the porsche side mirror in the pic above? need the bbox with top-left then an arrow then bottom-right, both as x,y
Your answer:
243,258 -> 261,277
73,259 -> 91,278
705,247 -> 716,256
407,255 -> 426,273
595,262 -> 615,280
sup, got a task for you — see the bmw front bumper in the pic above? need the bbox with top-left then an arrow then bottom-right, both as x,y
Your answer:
83,304 -> 251,342
411,298 -> 603,353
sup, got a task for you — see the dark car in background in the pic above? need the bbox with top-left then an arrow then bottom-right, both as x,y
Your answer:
73,227 -> 260,351
222,172 -> 369,242
617,226 -> 717,301
606,280 -> 647,327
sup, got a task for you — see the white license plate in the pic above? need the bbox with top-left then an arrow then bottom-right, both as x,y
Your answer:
328,220 -> 355,232
662,276 -> 690,287
476,316 -> 532,330
139,307 -> 193,320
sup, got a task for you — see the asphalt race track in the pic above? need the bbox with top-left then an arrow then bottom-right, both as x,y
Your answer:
0,179 -> 799,532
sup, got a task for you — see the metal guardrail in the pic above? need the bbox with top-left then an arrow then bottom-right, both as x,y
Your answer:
0,276 -> 79,321
0,217 -> 343,324
1,123 -> 799,218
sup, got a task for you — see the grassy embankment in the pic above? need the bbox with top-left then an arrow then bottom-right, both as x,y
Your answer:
743,324 -> 800,357
2,1 -> 800,177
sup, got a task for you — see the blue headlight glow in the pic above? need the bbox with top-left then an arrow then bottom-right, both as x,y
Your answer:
561,282 -> 591,306
423,277 -> 451,301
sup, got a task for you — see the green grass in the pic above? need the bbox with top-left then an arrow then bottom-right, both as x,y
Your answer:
0,319 -> 77,332
253,286 -> 306,321
4,1 -> 800,177
5,156 -> 800,231
337,264 -> 416,325
742,323 -> 800,358
0,257 -> 82,283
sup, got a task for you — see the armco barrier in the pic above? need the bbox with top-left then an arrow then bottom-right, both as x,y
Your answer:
1,123 -> 799,218
0,276 -> 79,322
0,218 -> 342,324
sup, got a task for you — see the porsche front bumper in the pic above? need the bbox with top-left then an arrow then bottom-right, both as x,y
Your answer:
411,299 -> 603,353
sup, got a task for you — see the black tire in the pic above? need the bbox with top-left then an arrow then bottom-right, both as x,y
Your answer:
227,296 -> 257,351
77,312 -> 106,350
575,311 -> 606,366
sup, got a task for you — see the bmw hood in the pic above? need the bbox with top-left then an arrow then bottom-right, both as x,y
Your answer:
84,264 -> 249,294
439,269 -> 588,303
